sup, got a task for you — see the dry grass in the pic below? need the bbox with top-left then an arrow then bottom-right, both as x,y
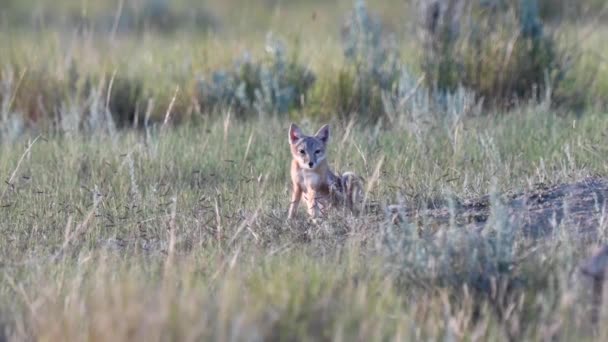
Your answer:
1,0 -> 608,341
0,111 -> 607,340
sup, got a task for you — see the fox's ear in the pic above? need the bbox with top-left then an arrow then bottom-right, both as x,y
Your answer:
315,124 -> 330,144
289,123 -> 303,145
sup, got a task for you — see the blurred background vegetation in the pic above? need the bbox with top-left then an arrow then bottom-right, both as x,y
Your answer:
0,0 -> 607,137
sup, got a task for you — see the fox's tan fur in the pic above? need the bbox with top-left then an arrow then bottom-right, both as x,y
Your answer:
287,123 -> 363,219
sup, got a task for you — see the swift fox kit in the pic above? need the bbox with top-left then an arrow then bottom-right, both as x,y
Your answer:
287,123 -> 363,219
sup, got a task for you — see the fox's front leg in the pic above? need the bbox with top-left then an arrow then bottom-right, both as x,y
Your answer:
288,183 -> 302,219
306,189 -> 321,219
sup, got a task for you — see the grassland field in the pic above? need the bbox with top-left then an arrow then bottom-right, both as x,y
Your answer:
1,0 -> 608,341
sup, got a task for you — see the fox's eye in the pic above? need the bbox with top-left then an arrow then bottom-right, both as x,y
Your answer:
299,149 -> 305,155
315,150 -> 321,154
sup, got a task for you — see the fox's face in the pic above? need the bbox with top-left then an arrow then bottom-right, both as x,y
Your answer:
288,123 -> 330,170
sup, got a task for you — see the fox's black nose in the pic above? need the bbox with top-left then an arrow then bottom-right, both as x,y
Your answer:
308,162 -> 314,168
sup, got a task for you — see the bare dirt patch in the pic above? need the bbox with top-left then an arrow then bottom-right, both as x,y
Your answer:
388,177 -> 608,241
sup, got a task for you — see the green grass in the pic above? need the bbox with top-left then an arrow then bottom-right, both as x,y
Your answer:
0,110 -> 607,340
1,0 -> 608,340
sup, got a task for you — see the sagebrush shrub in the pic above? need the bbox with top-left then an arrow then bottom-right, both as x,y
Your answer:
195,34 -> 315,118
538,0 -> 607,22
418,0 -> 566,107
381,193 -> 520,292
332,0 -> 400,120
316,0 -> 481,124
116,0 -> 218,34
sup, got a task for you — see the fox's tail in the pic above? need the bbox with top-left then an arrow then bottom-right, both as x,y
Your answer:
340,171 -> 365,213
